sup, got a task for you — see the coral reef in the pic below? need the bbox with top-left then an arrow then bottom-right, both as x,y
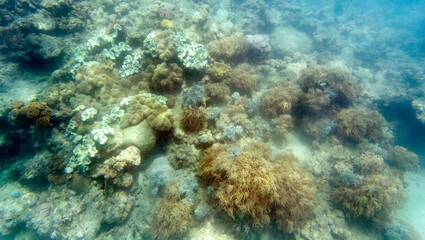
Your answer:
181,107 -> 206,132
150,184 -> 194,239
336,108 -> 386,143
228,63 -> 258,95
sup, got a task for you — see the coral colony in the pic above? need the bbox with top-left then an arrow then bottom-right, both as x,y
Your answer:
0,0 -> 423,239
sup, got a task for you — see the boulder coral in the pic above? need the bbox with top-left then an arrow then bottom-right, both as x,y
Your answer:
199,142 -> 317,232
120,94 -> 173,131
146,62 -> 184,92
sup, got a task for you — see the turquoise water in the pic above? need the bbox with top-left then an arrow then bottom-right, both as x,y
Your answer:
0,0 -> 424,239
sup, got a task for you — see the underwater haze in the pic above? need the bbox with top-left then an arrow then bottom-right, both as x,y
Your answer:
0,0 -> 424,239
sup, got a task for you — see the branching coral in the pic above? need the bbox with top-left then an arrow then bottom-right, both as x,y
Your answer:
302,88 -> 331,114
261,81 -> 302,117
146,62 -> 184,92
181,107 -> 206,132
208,33 -> 250,62
199,142 -> 318,231
150,184 -> 194,239
336,108 -> 386,143
228,63 -> 257,95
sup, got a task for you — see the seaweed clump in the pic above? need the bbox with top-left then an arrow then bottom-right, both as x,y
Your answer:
228,63 -> 258,95
208,33 -> 250,62
199,142 -> 317,232
333,173 -> 405,223
150,184 -> 194,239
299,65 -> 357,111
386,146 -> 419,172
336,108 -> 386,143
181,107 -> 206,132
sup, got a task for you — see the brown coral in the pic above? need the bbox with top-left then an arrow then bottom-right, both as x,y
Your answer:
147,62 -> 184,92
208,33 -> 250,62
10,101 -> 54,128
228,63 -> 257,95
336,108 -> 386,143
148,30 -> 177,61
150,184 -> 194,239
181,107 -> 206,132
74,61 -> 119,98
120,94 -> 173,131
147,104 -> 174,131
261,81 -> 303,117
